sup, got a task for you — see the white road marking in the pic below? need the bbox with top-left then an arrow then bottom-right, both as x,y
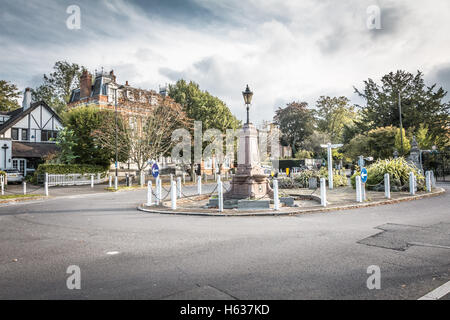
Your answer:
418,280 -> 450,300
106,251 -> 120,255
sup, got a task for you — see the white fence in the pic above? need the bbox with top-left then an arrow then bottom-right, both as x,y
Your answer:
47,173 -> 107,187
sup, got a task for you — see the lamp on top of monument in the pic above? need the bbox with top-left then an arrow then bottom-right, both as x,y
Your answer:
242,84 -> 253,124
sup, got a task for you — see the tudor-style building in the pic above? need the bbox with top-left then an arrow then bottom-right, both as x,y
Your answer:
0,88 -> 63,177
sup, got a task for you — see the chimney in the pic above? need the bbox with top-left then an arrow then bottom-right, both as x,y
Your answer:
22,88 -> 31,110
109,70 -> 116,83
80,70 -> 92,99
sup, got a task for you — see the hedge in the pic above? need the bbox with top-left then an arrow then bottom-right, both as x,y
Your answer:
34,164 -> 109,176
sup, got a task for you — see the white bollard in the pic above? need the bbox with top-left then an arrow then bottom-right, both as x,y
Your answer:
114,176 -> 118,190
170,174 -> 173,186
409,172 -> 415,195
109,175 -> 112,188
177,177 -> 182,198
356,176 -> 362,202
384,173 -> 391,199
90,175 -> 94,188
171,181 -> 177,210
273,179 -> 279,211
1,175 -> 4,195
45,173 -> 49,196
431,171 -> 436,188
182,172 -> 186,184
23,182 -> 26,195
426,171 -> 432,192
197,176 -> 202,195
146,181 -> 152,206
218,179 -> 223,212
320,178 -> 326,207
140,172 -> 144,188
156,177 -> 161,205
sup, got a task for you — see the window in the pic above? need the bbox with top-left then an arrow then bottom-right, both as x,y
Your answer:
41,130 -> 58,142
11,128 -> 19,140
22,129 -> 28,141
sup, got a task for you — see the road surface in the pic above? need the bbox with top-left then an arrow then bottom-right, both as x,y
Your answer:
0,183 -> 449,299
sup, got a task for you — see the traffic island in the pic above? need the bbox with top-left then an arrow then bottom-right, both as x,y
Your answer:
137,186 -> 445,216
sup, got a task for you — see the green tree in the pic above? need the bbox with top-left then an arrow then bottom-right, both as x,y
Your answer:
315,96 -> 357,142
168,79 -> 241,177
32,61 -> 87,114
394,127 -> 411,155
344,126 -> 400,160
63,105 -> 129,167
354,70 -> 450,147
53,128 -> 79,164
295,149 -> 314,159
273,101 -> 315,155
0,80 -> 21,112
168,79 -> 240,132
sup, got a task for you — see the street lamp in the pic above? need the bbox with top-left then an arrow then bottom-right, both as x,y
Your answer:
113,84 -> 125,178
242,84 -> 253,124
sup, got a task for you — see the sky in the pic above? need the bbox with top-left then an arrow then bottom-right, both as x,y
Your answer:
1,0 -> 450,125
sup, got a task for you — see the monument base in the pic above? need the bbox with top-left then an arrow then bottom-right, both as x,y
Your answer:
225,174 -> 273,200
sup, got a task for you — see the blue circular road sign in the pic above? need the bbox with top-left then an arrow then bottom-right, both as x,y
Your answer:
151,163 -> 160,178
360,167 -> 368,183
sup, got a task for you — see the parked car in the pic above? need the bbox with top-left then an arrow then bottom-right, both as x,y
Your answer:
5,169 -> 24,183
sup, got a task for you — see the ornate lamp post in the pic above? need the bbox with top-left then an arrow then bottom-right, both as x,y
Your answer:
242,85 -> 253,124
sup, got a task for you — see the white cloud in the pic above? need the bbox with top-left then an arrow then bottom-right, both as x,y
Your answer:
1,0 -> 449,124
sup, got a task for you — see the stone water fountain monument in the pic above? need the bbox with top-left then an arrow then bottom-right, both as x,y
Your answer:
225,85 -> 273,200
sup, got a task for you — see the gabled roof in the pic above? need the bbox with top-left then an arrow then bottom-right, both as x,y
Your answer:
0,101 -> 62,134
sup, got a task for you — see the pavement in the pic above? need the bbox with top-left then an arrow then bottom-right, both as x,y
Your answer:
0,182 -> 448,299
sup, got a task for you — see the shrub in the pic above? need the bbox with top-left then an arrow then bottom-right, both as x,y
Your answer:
350,157 -> 424,191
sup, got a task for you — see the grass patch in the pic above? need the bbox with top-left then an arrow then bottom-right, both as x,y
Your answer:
105,185 -> 144,192
0,194 -> 43,200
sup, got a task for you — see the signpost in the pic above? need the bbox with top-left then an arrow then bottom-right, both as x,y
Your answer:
320,143 -> 343,189
360,167 -> 368,201
151,163 -> 159,178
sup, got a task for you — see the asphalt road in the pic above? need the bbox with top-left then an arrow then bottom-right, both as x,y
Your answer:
0,183 -> 449,300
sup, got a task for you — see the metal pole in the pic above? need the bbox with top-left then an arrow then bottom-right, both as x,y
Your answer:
246,104 -> 249,124
328,144 -> 333,189
109,175 -> 112,188
398,91 -> 404,155
23,182 -> 26,195
91,175 -> 94,188
115,88 -> 118,178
